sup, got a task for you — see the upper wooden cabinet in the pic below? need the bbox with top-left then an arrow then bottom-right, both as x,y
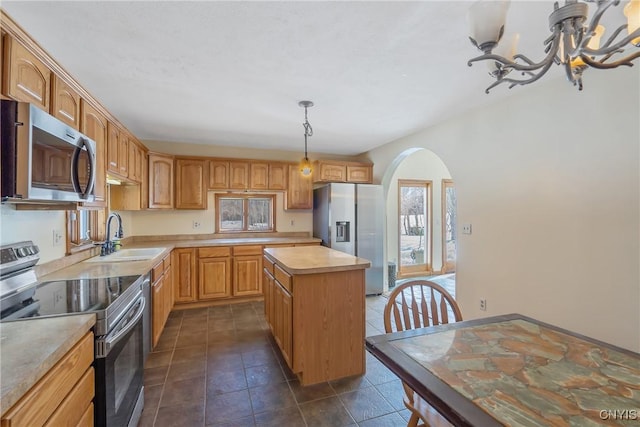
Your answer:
107,122 -> 120,175
128,140 -> 144,183
148,152 -> 174,209
2,35 -> 51,111
118,132 -> 129,178
80,100 -> 107,207
51,75 -> 80,129
313,160 -> 373,184
175,158 -> 207,209
250,163 -> 269,190
229,161 -> 249,190
268,163 -> 288,190
285,164 -> 312,210
208,160 -> 229,189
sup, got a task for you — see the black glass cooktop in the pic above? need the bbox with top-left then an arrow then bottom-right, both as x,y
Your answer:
1,275 -> 141,320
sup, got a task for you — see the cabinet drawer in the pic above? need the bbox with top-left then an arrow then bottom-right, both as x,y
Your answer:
274,264 -> 292,294
1,332 -> 94,427
233,245 -> 263,256
198,246 -> 231,258
163,254 -> 171,271
44,367 -> 94,427
263,255 -> 275,275
76,402 -> 94,427
152,262 -> 164,282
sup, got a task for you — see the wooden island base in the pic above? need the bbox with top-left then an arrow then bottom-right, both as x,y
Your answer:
263,246 -> 371,386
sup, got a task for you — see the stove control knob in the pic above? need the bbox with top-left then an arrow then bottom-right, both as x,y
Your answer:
31,245 -> 40,254
25,247 -> 34,255
16,248 -> 27,257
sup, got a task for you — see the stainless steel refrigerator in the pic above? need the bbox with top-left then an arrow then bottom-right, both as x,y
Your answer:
313,183 -> 384,295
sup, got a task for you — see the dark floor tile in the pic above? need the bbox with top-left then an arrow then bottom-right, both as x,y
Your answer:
172,343 -> 207,364
207,352 -> 244,373
206,368 -> 247,395
398,409 -> 411,422
358,412 -> 407,427
164,317 -> 183,328
153,334 -> 178,352
175,330 -> 207,348
166,359 -> 206,383
144,365 -> 169,387
168,310 -> 184,319
146,350 -> 173,369
181,317 -> 209,332
330,375 -> 373,394
289,379 -> 336,404
154,401 -> 204,427
364,361 -> 399,386
241,348 -> 278,368
143,383 -> 164,412
339,387 -> 395,422
137,407 -> 156,427
207,415 -> 256,427
205,389 -> 253,425
299,395 -> 356,427
374,380 -> 405,411
249,381 -> 297,414
208,329 -> 237,343
182,307 -> 209,317
253,406 -> 306,427
245,363 -> 286,388
160,376 -> 205,407
209,318 -> 235,332
159,325 -> 180,340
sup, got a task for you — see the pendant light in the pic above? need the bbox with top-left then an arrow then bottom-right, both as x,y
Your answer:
298,100 -> 314,176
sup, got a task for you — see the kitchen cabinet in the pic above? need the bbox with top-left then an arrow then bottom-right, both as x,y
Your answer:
316,161 -> 346,182
232,245 -> 262,297
229,161 -> 249,190
175,158 -> 207,210
346,164 -> 372,183
172,248 -> 197,303
285,164 -> 312,210
198,247 -> 231,300
118,131 -> 129,178
272,266 -> 293,367
152,253 -> 172,347
148,152 -> 174,209
51,75 -> 80,130
80,100 -> 107,207
107,121 -> 121,176
128,140 -> 144,183
0,332 -> 94,427
2,35 -> 51,112
208,160 -> 229,189
249,162 -> 269,190
313,160 -> 373,184
268,163 -> 288,190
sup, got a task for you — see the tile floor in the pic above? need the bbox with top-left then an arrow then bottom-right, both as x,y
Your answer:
139,296 -> 410,427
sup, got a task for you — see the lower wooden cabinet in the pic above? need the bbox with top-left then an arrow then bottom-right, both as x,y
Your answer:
198,247 -> 232,300
172,248 -> 197,303
152,253 -> 173,348
1,332 -> 94,427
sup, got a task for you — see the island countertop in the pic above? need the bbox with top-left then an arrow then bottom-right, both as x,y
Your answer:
0,314 -> 96,415
264,245 -> 370,274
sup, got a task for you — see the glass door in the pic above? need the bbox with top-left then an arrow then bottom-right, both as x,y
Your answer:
442,179 -> 457,273
398,180 -> 432,276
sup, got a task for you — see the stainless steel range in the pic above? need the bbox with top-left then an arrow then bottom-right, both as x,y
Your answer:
0,241 -> 146,427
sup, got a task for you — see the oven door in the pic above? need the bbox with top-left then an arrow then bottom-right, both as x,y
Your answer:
94,296 -> 145,427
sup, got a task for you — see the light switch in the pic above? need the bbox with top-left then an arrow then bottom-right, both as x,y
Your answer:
462,224 -> 472,235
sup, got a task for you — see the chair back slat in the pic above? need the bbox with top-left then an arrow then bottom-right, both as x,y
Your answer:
420,289 -> 430,327
430,287 -> 440,325
392,301 -> 404,332
440,294 -> 449,324
410,287 -> 422,328
400,290 -> 412,330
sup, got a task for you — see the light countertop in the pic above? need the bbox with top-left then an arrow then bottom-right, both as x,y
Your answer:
0,314 -> 95,415
264,245 -> 371,274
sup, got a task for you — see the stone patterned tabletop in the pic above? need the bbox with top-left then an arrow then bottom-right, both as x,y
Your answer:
391,318 -> 640,426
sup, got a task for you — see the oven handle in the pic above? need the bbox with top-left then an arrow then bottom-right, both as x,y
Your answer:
96,297 -> 145,359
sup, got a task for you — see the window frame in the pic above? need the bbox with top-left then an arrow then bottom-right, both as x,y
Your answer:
215,193 -> 276,233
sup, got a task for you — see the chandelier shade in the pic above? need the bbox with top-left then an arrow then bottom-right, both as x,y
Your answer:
468,0 -> 640,93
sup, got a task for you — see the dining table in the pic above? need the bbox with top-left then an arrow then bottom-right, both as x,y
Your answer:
365,313 -> 640,426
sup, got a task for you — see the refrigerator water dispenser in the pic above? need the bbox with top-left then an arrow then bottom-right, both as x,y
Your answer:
335,221 -> 350,242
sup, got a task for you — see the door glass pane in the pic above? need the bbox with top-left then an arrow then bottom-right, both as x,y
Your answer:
400,185 -> 427,268
248,198 -> 272,231
219,198 -> 244,231
444,184 -> 457,269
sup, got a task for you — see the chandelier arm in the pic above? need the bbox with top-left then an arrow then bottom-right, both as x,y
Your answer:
503,33 -> 562,71
583,30 -> 640,56
575,0 -> 617,51
597,24 -> 628,50
484,57 -> 556,93
580,50 -> 640,68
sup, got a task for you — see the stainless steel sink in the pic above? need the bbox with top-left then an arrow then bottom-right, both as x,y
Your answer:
86,247 -> 165,262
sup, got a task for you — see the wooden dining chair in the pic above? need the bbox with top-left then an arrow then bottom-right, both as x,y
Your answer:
383,280 -> 462,427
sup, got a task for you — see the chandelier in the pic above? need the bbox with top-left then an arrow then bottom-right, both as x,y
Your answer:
298,100 -> 314,176
468,0 -> 640,93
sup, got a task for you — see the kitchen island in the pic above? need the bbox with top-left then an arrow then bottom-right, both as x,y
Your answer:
263,245 -> 371,385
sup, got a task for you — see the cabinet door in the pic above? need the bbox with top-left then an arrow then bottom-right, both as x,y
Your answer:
275,283 -> 293,368
80,100 -> 107,206
346,165 -> 372,183
263,268 -> 272,322
118,132 -> 129,178
106,122 -> 120,175
198,257 -> 231,300
249,163 -> 269,190
208,160 -> 229,189
229,162 -> 249,190
268,163 -> 287,190
129,141 -> 143,183
152,277 -> 164,348
172,248 -> 197,303
148,153 -> 174,209
51,75 -> 80,130
163,264 -> 173,321
317,162 -> 346,182
285,164 -> 312,210
175,159 -> 207,209
4,36 -> 51,111
233,255 -> 262,297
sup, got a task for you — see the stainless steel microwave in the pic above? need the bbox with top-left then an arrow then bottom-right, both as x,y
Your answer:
1,100 -> 96,203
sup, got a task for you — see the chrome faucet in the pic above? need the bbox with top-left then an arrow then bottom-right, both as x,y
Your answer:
102,212 -> 123,256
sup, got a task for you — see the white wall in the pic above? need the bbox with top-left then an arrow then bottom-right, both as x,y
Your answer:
366,68 -> 640,352
385,150 -> 451,274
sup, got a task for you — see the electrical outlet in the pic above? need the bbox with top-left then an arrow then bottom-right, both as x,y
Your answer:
290,219 -> 295,226
52,229 -> 63,246
462,223 -> 472,234
193,221 -> 201,229
480,298 -> 487,311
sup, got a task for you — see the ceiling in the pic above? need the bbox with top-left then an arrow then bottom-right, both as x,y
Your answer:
2,1 -> 630,156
